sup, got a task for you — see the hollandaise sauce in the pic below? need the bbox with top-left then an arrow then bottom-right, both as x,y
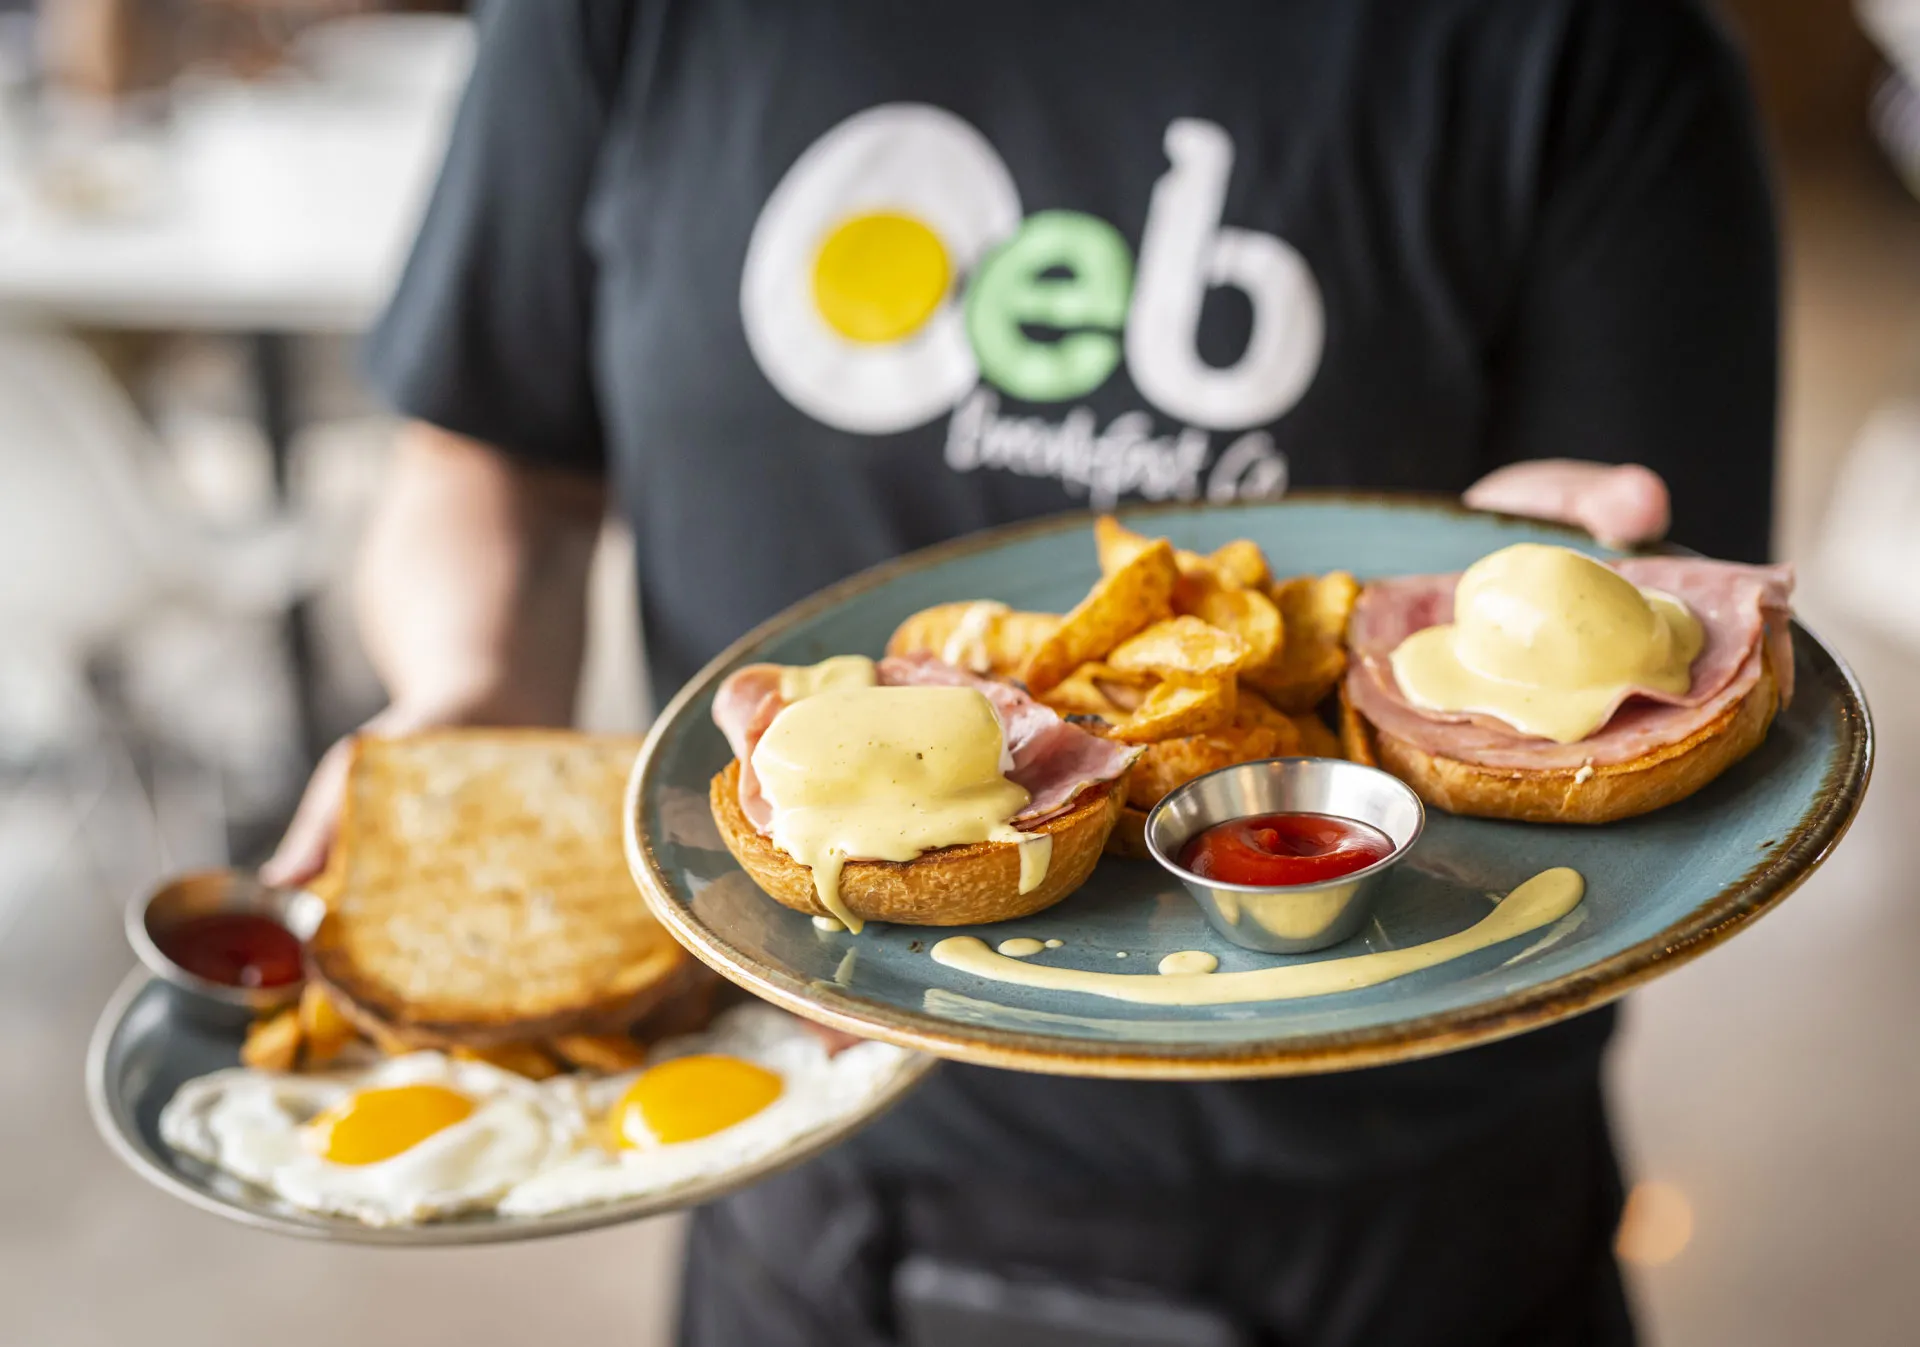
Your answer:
1390,545 -> 1703,744
929,868 -> 1584,1006
751,684 -> 1049,933
940,600 -> 1010,672
777,654 -> 879,701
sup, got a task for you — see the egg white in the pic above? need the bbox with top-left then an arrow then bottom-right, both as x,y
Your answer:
158,1052 -> 584,1227
497,1005 -> 911,1217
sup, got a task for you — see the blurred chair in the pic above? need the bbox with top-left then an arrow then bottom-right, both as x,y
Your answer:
0,326 -> 316,864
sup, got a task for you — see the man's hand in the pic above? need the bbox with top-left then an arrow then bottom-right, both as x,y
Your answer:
261,694 -> 523,888
1462,459 -> 1670,548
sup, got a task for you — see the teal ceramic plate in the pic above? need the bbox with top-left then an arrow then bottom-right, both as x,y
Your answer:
625,497 -> 1872,1080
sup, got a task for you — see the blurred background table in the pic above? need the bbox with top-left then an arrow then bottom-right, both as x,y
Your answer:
0,14 -> 470,766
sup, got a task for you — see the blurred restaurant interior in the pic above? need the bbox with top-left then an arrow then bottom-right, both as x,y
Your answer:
1,1 -> 1918,1344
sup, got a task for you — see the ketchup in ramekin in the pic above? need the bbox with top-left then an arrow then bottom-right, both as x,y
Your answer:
153,912 -> 304,989
1178,812 -> 1395,887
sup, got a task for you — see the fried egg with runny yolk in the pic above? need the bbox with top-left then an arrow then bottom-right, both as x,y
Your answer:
158,1053 -> 578,1226
610,1054 -> 785,1148
497,1006 -> 912,1218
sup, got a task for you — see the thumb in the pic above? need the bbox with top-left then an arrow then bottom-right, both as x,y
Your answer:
260,735 -> 354,888
1463,460 -> 1670,549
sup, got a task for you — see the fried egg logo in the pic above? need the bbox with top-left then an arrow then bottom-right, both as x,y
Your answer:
742,106 -> 1021,434
742,104 -> 1324,467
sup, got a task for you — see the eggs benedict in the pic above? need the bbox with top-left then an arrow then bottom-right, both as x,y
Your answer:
1340,545 -> 1794,823
710,655 -> 1137,929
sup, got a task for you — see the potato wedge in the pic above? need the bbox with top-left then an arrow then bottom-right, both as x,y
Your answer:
1038,666 -> 1131,722
1290,710 -> 1344,759
1080,660 -> 1156,712
359,1015 -> 415,1059
1023,539 -> 1177,694
1209,539 -> 1273,591
1124,720 -> 1281,810
1108,616 -> 1248,684
1106,806 -> 1153,859
548,1034 -> 650,1073
241,1008 -> 301,1072
451,1042 -> 563,1081
995,611 -> 1066,674
1232,687 -> 1304,755
1187,585 -> 1282,670
887,602 -> 1062,678
1097,515 -> 1247,607
297,983 -> 356,1067
1094,515 -> 1159,576
1110,676 -> 1236,743
1171,550 -> 1220,612
1247,571 -> 1360,711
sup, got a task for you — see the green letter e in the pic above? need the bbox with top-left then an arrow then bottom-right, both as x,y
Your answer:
965,211 -> 1133,403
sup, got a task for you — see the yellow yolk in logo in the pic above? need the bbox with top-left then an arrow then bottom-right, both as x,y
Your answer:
610,1054 -> 784,1147
812,211 -> 951,343
306,1084 -> 476,1166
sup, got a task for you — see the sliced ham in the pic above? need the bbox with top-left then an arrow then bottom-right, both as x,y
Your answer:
1345,557 -> 1793,770
711,655 -> 1140,836
710,664 -> 788,831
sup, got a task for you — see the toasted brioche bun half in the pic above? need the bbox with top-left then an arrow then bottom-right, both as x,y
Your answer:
1339,654 -> 1780,825
709,759 -> 1123,926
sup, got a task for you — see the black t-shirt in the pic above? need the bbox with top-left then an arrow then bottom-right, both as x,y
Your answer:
368,0 -> 1777,1182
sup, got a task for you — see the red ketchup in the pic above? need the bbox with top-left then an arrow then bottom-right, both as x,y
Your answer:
1179,812 -> 1395,887
154,913 -> 303,989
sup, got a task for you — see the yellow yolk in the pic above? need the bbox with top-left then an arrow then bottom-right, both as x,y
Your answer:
812,211 -> 950,343
610,1055 -> 784,1147
305,1084 -> 476,1166
1390,544 -> 1705,744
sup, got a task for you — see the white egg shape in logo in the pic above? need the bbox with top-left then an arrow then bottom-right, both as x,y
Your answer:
741,104 -> 1022,434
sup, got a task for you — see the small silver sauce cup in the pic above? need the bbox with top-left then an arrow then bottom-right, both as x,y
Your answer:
1145,758 -> 1425,954
126,869 -> 325,1027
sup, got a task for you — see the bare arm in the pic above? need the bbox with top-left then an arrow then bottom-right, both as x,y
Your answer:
263,422 -> 605,884
355,421 -> 604,723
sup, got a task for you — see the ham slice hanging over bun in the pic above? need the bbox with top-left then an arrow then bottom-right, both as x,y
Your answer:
1345,557 -> 1792,771
712,654 -> 1140,835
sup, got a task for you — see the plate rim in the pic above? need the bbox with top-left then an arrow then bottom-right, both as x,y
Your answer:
625,494 -> 1876,1080
85,968 -> 937,1246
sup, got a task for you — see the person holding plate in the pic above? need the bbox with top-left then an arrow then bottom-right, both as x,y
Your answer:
265,2 -> 1775,1343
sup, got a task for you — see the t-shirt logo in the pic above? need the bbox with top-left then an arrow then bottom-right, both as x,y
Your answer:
740,104 -> 1323,506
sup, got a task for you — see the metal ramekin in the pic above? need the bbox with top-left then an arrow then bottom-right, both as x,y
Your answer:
1145,758 -> 1425,954
126,868 -> 325,1025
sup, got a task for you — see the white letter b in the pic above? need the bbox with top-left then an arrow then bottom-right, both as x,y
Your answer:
1125,120 -> 1324,431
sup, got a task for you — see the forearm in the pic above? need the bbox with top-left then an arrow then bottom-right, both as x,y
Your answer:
354,421 -> 605,726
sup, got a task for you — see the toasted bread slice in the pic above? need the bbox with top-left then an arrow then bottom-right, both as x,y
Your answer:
1340,658 -> 1780,825
306,730 -> 691,1049
710,758 -> 1123,926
